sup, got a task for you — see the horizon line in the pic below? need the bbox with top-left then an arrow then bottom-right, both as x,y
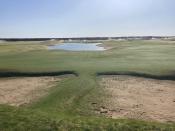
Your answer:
0,35 -> 175,39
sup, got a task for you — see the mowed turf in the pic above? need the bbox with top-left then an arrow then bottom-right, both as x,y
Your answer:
0,40 -> 175,130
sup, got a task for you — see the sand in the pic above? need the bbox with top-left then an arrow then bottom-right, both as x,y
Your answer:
0,77 -> 60,106
99,75 -> 175,122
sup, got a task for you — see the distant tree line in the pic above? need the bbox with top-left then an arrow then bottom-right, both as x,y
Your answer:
0,36 -> 173,41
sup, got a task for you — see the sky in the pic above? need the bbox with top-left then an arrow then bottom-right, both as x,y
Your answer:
0,0 -> 175,38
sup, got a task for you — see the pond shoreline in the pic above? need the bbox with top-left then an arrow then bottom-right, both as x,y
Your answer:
48,42 -> 106,51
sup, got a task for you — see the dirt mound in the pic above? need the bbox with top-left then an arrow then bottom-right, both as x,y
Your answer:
99,75 -> 175,122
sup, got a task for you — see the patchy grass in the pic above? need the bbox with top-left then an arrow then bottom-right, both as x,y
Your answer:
0,105 -> 174,131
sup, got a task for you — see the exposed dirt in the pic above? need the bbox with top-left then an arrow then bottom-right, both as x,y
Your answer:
99,75 -> 175,122
0,77 -> 60,106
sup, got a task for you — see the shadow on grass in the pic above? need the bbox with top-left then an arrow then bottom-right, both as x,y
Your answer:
0,71 -> 78,77
97,71 -> 175,80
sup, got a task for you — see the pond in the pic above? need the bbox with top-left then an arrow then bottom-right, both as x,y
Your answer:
48,43 -> 106,51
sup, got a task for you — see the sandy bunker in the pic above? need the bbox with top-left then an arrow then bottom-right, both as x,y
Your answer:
0,77 -> 60,106
99,75 -> 175,122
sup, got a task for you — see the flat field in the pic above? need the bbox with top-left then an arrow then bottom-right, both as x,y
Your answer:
0,39 -> 175,130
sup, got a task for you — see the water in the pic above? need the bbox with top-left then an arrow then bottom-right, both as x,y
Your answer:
48,43 -> 105,51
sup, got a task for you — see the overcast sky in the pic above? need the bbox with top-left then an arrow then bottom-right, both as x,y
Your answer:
0,0 -> 175,38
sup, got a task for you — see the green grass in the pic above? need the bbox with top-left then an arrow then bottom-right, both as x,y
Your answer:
0,40 -> 175,130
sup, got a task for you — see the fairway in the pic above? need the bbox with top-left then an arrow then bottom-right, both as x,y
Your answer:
0,39 -> 175,130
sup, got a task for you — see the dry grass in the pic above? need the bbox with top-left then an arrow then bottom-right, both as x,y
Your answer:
99,75 -> 175,122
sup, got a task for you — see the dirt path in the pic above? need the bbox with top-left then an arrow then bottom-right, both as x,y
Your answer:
99,75 -> 175,122
0,77 -> 60,106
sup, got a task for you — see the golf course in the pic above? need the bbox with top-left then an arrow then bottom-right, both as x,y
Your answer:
0,39 -> 175,130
